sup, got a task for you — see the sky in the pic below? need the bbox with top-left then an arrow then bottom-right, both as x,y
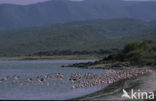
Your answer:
0,0 -> 155,5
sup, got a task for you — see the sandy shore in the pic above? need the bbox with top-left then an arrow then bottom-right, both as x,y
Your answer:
72,70 -> 156,100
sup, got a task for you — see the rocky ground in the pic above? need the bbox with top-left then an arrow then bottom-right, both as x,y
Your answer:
64,59 -> 156,70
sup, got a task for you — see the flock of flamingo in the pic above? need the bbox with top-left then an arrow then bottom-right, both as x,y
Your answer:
0,69 -> 153,89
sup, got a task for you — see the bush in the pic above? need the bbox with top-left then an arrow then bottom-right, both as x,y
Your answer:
120,40 -> 154,64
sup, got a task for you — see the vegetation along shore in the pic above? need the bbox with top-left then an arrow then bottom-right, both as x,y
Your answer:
65,40 -> 156,69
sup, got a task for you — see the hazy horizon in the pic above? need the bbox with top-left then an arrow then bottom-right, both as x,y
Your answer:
0,0 -> 156,5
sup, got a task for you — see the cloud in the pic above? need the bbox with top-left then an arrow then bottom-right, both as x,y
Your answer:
0,0 -> 50,5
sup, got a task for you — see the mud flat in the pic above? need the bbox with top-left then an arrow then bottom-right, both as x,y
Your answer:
72,71 -> 156,100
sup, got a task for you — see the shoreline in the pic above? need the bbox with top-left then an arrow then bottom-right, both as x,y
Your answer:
72,70 -> 156,100
0,59 -> 155,100
65,59 -> 156,69
0,55 -> 102,61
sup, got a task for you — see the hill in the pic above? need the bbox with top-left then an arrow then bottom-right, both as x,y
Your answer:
0,19 -> 155,56
0,0 -> 156,30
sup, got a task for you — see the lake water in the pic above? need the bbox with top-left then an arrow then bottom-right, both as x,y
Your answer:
0,60 -> 106,100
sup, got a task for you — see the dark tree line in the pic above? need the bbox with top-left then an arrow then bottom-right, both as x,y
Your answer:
31,49 -> 120,56
104,40 -> 156,66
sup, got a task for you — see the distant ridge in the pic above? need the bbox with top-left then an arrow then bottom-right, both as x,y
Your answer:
0,19 -> 155,56
0,0 -> 156,30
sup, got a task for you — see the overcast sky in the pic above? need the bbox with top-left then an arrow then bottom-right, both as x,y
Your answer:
0,0 -> 155,5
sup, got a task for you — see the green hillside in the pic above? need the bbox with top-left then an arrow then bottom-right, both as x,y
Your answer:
0,19 -> 155,56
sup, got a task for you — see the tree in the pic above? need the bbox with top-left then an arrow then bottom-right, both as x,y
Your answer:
122,40 -> 153,62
